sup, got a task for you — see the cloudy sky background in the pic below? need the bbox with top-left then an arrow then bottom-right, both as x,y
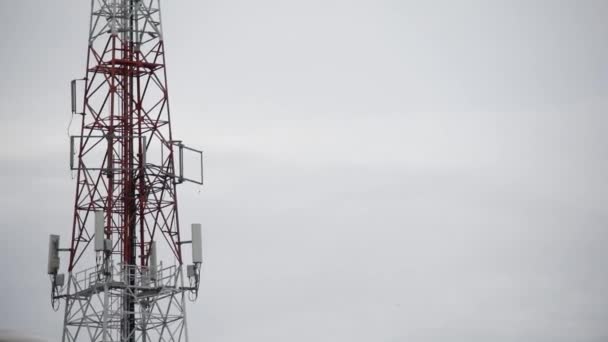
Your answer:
1,0 -> 608,341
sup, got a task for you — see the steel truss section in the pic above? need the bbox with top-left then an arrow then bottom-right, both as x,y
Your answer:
69,0 -> 183,271
70,0 -> 183,271
61,264 -> 188,342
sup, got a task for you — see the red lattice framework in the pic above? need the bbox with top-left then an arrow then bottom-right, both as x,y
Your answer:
69,0 -> 185,272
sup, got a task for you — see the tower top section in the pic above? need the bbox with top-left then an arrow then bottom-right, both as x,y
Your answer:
89,0 -> 164,45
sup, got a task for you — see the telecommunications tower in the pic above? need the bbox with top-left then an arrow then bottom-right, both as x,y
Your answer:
47,1 -> 204,342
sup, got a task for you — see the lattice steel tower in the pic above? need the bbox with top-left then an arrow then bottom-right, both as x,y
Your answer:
47,1 -> 204,342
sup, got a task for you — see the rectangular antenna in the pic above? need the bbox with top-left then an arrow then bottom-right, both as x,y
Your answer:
192,223 -> 203,263
149,242 -> 157,280
71,80 -> 77,114
47,235 -> 60,275
94,211 -> 105,251
70,79 -> 85,115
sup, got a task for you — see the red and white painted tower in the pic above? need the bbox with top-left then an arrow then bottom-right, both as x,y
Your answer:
47,1 -> 203,341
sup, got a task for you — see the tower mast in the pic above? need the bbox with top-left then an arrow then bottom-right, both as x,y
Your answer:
47,2 -> 205,341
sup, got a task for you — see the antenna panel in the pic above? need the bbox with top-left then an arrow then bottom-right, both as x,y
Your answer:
149,242 -> 157,280
47,235 -> 60,275
94,211 -> 105,251
192,223 -> 203,263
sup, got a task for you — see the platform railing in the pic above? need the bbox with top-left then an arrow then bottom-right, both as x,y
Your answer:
64,262 -> 180,296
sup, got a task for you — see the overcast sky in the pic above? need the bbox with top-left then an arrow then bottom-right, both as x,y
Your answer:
1,1 -> 608,341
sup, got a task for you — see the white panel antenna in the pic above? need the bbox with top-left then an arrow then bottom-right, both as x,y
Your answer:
94,211 -> 105,251
191,223 -> 203,263
47,235 -> 60,275
149,242 -> 157,280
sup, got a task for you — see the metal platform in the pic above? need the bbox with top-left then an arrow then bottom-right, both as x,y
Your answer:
59,264 -> 189,342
